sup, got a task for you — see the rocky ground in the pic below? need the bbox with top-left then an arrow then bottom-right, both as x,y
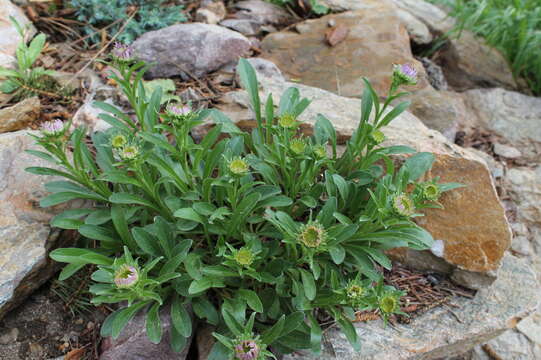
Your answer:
1,0 -> 540,359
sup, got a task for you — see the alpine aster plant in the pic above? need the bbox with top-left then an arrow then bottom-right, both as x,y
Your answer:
27,49 -> 462,358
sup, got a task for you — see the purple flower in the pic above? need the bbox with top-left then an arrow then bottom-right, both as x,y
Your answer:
167,103 -> 192,118
393,63 -> 418,86
41,119 -> 64,135
111,42 -> 134,62
114,265 -> 139,288
234,340 -> 259,360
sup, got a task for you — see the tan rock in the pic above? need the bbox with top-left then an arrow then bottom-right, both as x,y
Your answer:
0,97 -> 40,134
261,3 -> 431,97
0,0 -> 36,69
0,130 -> 75,320
214,67 -> 511,279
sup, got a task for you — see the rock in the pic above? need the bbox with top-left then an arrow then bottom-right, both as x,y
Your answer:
0,97 -> 40,133
220,19 -> 260,36
470,329 -> 541,360
395,8 -> 433,45
439,31 -> 517,91
419,57 -> 448,91
233,0 -> 294,27
132,24 -> 251,79
517,312 -> 541,345
284,255 -> 538,360
404,88 -> 465,141
389,0 -> 455,34
261,3 -> 431,97
464,88 -> 541,163
100,304 -> 192,360
0,130 -> 75,320
493,143 -> 522,159
196,324 -> 215,360
215,64 -> 511,283
0,0 -> 36,69
235,58 -> 284,83
505,167 -> 541,228
195,1 -> 226,25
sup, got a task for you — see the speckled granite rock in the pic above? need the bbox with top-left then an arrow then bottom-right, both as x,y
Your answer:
0,130 -> 74,320
284,255 -> 538,360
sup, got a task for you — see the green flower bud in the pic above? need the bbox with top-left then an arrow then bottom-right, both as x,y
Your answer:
111,134 -> 127,148
371,130 -> 386,144
313,145 -> 327,159
120,145 -> 139,160
290,139 -> 306,155
228,157 -> 249,176
114,264 -> 139,289
298,221 -> 327,248
234,248 -> 254,267
392,193 -> 415,217
422,183 -> 440,201
278,113 -> 297,128
379,294 -> 399,314
346,284 -> 364,301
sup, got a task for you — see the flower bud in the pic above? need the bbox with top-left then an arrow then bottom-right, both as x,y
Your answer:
313,145 -> 327,159
371,130 -> 386,144
290,139 -> 306,155
166,103 -> 192,119
278,113 -> 297,129
111,134 -> 127,148
298,221 -> 327,248
392,64 -> 418,86
120,145 -> 139,160
114,264 -> 139,289
422,183 -> 440,201
234,248 -> 254,267
228,157 -> 249,176
379,294 -> 399,314
392,193 -> 415,217
234,339 -> 260,360
111,42 -> 134,63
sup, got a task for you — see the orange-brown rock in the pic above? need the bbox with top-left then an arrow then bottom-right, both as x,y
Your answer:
260,0 -> 431,97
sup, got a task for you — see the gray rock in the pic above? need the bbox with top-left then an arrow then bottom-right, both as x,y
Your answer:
0,0 -> 36,69
440,31 -> 517,91
220,19 -> 260,36
464,88 -> 541,163
236,57 -> 284,83
0,97 -> 40,134
284,255 -> 538,360
517,312 -> 541,345
493,143 -> 522,159
505,167 -> 541,229
0,130 -> 74,320
100,304 -> 192,360
133,24 -> 251,79
420,57 -> 448,91
470,329 -> 541,360
233,0 -> 294,26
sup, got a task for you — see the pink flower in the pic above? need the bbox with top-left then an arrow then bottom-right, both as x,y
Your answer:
234,340 -> 259,360
41,119 -> 64,135
114,265 -> 139,288
167,103 -> 192,117
111,42 -> 134,61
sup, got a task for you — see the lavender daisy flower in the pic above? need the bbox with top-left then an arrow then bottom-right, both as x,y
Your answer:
166,103 -> 192,118
41,119 -> 64,136
392,63 -> 418,86
234,340 -> 260,360
392,193 -> 415,217
114,264 -> 139,289
111,42 -> 134,62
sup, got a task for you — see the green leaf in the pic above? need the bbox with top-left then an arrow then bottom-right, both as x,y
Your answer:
112,301 -> 151,339
308,313 -> 322,353
261,315 -> 285,345
171,297 -> 192,337
173,208 -> 204,224
379,101 -> 410,128
27,33 -> 46,66
146,303 -> 163,344
132,227 -> 162,256
188,278 -> 213,294
300,269 -> 316,301
402,152 -> 435,181
111,204 -> 134,249
58,263 -> 85,281
238,58 -> 262,129
170,325 -> 188,353
338,317 -> 360,351
222,308 -> 243,336
329,245 -> 346,264
50,248 -> 113,266
109,193 -> 160,212
238,289 -> 263,313
192,297 -> 219,326
0,79 -> 20,93
79,224 -> 118,243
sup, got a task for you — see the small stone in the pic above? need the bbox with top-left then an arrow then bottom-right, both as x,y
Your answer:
420,57 -> 448,91
195,1 -> 226,25
75,318 -> 84,325
493,143 -> 522,159
233,0 -> 294,26
0,328 -> 18,345
220,19 -> 260,36
133,24 -> 251,79
389,0 -> 456,33
517,311 -> 541,345
236,58 -> 284,83
395,8 -> 433,45
0,97 -> 41,134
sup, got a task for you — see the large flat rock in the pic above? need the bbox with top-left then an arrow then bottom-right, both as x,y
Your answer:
284,254 -> 538,359
0,130 -> 73,319
215,67 -> 511,284
0,0 -> 36,69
